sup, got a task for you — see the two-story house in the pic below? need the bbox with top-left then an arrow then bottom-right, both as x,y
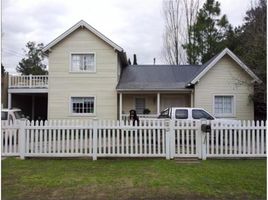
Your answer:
42,20 -> 127,120
7,20 -> 261,121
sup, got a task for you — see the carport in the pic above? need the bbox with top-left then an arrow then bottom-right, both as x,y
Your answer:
10,93 -> 48,120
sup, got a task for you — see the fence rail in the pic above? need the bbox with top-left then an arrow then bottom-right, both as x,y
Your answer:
9,75 -> 48,88
1,119 -> 266,160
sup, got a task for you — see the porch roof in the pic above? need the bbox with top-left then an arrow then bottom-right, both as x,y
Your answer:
116,65 -> 201,91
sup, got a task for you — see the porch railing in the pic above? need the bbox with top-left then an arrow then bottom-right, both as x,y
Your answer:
9,75 -> 48,88
122,114 -> 158,121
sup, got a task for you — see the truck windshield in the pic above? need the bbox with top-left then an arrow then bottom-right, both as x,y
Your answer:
14,111 -> 24,119
158,108 -> 170,118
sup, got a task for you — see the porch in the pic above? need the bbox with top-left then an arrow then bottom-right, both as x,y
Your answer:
119,91 -> 194,120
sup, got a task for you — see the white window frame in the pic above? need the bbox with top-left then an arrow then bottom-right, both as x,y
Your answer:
213,94 -> 236,118
69,52 -> 96,73
69,96 -> 96,116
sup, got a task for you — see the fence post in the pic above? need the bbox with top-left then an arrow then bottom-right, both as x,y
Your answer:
165,119 -> 170,160
196,120 -> 202,159
200,120 -> 207,160
169,119 -> 175,159
19,120 -> 26,160
92,119 -> 98,161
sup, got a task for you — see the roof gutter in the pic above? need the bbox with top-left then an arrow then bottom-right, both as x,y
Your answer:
116,88 -> 194,92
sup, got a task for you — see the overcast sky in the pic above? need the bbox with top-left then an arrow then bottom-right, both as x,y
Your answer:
2,0 -> 252,74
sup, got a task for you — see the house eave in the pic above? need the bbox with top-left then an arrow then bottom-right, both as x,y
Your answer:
190,48 -> 262,85
42,20 -> 124,54
116,88 -> 194,92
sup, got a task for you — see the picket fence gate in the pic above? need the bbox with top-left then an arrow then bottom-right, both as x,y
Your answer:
1,119 -> 266,160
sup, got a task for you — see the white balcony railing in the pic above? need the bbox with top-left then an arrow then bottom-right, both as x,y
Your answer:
9,75 -> 48,88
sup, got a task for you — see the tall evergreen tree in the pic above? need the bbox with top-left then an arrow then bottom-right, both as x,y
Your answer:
16,41 -> 47,75
183,0 -> 230,64
232,0 -> 267,120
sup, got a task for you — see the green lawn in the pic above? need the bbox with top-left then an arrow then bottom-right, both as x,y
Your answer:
2,158 -> 266,200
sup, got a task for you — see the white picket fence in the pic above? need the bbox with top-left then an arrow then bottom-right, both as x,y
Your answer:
207,121 -> 266,157
173,120 -> 200,158
1,119 -> 266,160
1,121 -> 20,156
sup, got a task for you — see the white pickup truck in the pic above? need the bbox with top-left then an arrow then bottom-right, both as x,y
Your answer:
1,108 -> 27,122
158,107 -> 240,124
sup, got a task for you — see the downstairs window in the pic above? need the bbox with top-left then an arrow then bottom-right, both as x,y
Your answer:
214,95 -> 234,117
71,97 -> 95,114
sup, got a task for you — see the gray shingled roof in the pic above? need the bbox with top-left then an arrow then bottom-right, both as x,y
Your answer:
116,65 -> 202,91
186,53 -> 220,85
116,49 -> 262,91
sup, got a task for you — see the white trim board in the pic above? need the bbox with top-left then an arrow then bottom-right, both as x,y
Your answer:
43,20 -> 123,53
8,88 -> 48,93
190,48 -> 262,84
116,89 -> 194,92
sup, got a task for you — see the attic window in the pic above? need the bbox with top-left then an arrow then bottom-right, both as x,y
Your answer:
71,53 -> 95,72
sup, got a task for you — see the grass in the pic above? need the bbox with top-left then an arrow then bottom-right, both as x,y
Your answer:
2,157 -> 266,200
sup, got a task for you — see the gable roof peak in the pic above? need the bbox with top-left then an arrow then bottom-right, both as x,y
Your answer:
190,48 -> 262,84
43,20 -> 123,53
77,19 -> 87,25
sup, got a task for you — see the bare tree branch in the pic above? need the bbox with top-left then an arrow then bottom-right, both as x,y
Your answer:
162,0 -> 199,65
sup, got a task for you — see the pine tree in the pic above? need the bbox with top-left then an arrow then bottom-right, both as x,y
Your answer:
16,41 -> 48,75
183,0 -> 230,64
232,0 -> 267,119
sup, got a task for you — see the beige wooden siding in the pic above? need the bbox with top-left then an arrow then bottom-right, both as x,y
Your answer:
160,94 -> 191,110
48,28 -> 118,120
194,55 -> 254,120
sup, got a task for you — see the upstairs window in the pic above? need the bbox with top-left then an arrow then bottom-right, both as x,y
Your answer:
71,53 -> 95,72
